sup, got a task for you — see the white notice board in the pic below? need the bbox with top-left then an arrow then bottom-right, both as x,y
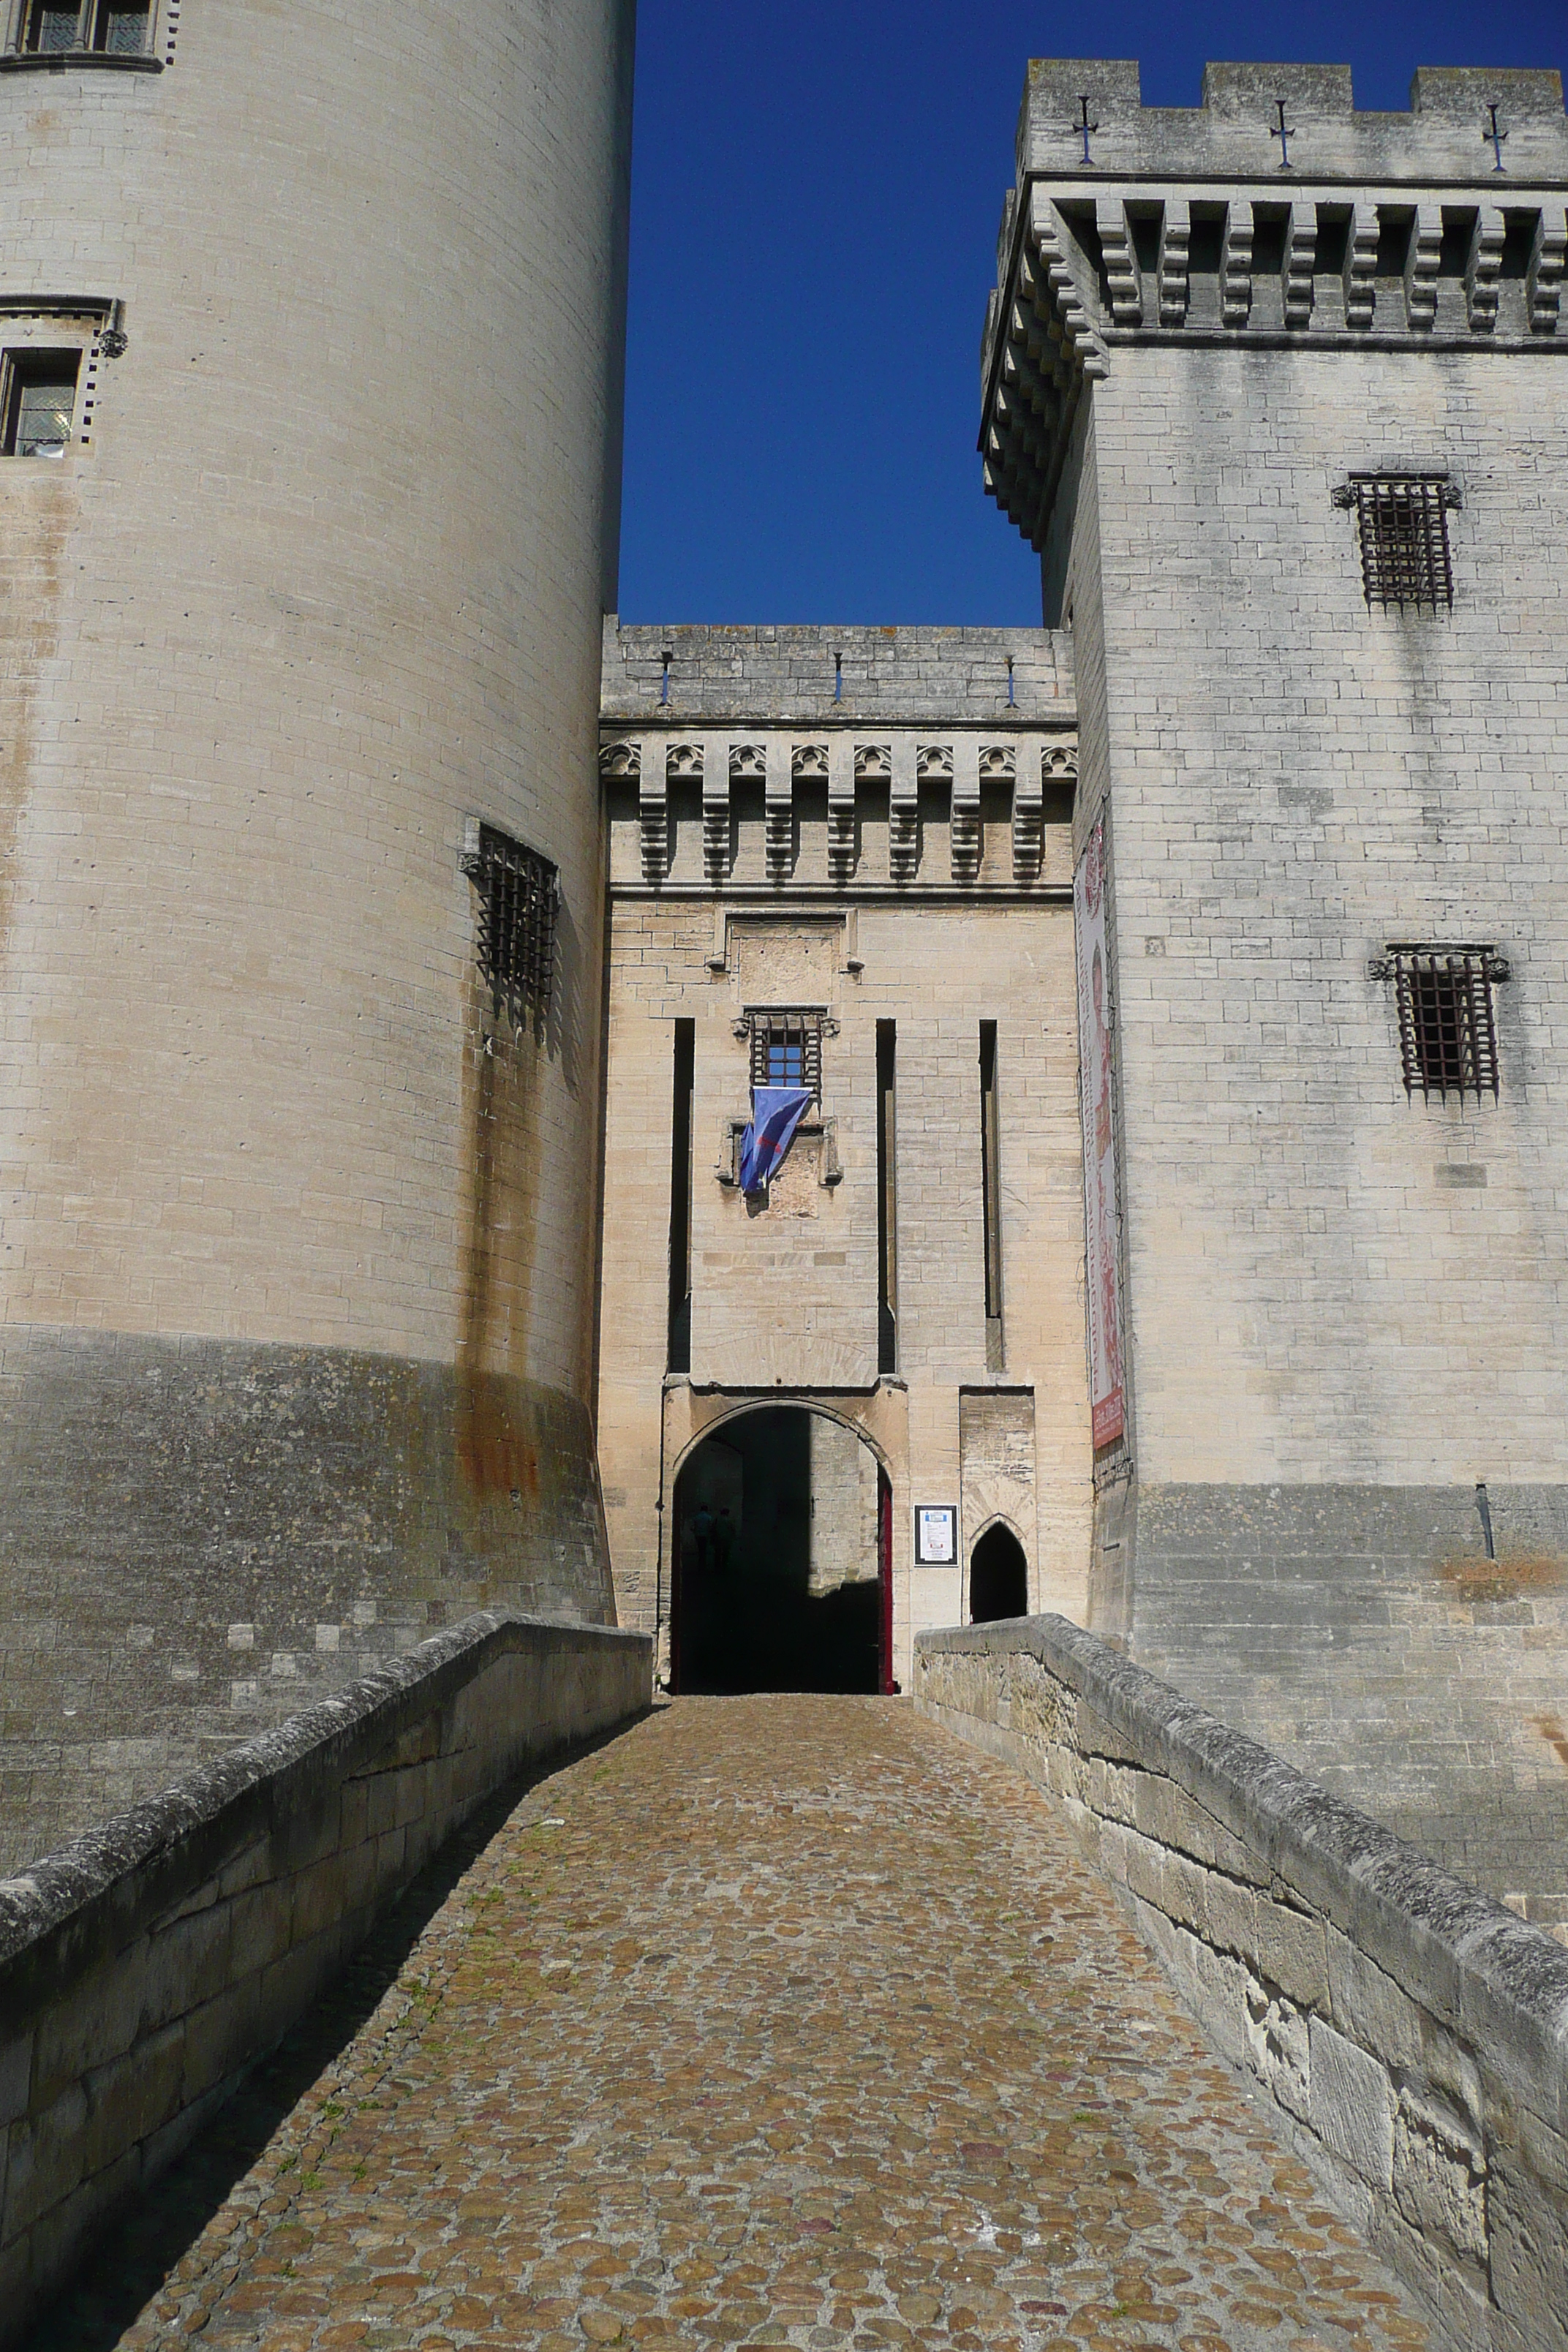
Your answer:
915,1505 -> 956,1564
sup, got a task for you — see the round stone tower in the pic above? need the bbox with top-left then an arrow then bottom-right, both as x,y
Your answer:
0,0 -> 636,1864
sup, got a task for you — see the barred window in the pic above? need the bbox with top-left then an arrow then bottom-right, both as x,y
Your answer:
747,1009 -> 821,1098
1370,944 -> 1509,1101
461,821 -> 558,1033
1334,475 -> 1458,612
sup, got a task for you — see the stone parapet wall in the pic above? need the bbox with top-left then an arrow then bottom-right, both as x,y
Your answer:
915,1616 -> 1568,2352
602,622 -> 1075,725
0,1613 -> 652,2349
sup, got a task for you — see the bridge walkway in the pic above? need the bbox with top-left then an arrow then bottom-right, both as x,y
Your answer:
37,1698 -> 1431,2352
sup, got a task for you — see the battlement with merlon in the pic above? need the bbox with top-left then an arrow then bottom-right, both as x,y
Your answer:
1016,61 -> 1568,191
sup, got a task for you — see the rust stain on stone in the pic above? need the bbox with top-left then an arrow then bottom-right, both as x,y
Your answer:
0,478 -> 72,959
1437,1555 -> 1568,1606
456,976 -> 544,1498
1534,1715 -> 1568,1774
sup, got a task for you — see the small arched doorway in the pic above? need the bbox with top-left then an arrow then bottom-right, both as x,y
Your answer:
672,1406 -> 890,1694
969,1520 -> 1028,1623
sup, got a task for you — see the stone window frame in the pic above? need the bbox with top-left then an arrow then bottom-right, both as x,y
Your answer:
744,1006 -> 825,1101
460,818 -> 559,1041
1333,472 -> 1460,614
1368,943 -> 1509,1102
1,0 -> 168,69
0,345 -> 80,457
0,305 -> 120,455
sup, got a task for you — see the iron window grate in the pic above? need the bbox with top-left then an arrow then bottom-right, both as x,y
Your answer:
461,822 -> 559,1034
1369,944 -> 1509,1100
1335,475 -> 1458,612
747,1009 -> 821,1099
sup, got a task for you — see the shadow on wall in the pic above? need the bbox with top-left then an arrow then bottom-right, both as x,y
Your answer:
674,1408 -> 881,1695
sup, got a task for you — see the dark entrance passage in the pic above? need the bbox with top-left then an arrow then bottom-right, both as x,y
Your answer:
969,1521 -> 1028,1622
672,1408 -> 885,1694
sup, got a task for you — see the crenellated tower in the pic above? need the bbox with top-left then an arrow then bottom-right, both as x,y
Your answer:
982,60 -> 1568,1905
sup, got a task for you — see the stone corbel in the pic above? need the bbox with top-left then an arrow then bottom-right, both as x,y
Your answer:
1011,746 -> 1044,882
1403,204 -> 1441,331
1343,203 -> 1378,330
1027,185 -> 1109,381
791,743 -> 829,890
1527,206 -> 1567,332
1465,207 -> 1504,333
889,740 -> 919,885
633,737 -> 666,882
949,739 -> 981,884
764,740 -> 794,884
1158,197 -> 1190,327
1096,197 -> 1142,326
696,745 -> 734,882
1282,205 -> 1316,330
828,737 -> 856,884
1220,200 -> 1254,328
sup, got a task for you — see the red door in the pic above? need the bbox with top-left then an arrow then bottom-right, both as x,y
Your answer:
878,1469 -> 895,1694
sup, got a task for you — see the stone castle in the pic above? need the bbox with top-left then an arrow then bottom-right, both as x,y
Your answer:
2,20 -> 1567,1929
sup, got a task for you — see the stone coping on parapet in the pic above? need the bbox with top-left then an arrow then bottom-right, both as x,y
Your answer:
916,1613 -> 1568,2350
916,1615 -> 1568,2099
0,1612 -> 648,1990
601,621 -> 1076,727
1014,60 -> 1568,189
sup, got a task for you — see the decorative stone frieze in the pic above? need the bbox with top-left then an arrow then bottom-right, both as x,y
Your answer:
600,725 -> 1078,894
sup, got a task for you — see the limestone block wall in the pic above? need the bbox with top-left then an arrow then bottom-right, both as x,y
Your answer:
0,0 -> 636,1864
0,1613 -> 652,2349
916,1616 -> 1568,2352
978,57 -> 1568,1904
596,625 -> 1093,1686
1085,340 -> 1568,1491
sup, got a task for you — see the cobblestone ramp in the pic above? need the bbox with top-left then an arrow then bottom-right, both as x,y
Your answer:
34,1699 -> 1433,2352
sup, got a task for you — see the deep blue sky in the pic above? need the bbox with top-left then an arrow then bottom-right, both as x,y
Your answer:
616,1 -> 1567,625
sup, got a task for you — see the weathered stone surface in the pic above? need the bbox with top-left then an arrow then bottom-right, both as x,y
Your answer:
917,1614 -> 1568,2351
30,1698 -> 1435,2352
0,1613 -> 651,2352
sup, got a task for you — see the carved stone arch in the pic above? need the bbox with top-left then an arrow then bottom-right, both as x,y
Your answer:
967,1514 -> 1030,1624
669,1392 -> 892,1485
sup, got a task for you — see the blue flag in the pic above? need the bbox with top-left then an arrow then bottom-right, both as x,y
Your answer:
739,1085 -> 813,1194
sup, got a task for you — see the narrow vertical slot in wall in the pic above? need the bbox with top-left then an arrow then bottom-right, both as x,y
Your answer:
876,1019 -> 897,1373
979,1021 -> 1003,1371
667,1019 -> 695,1373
